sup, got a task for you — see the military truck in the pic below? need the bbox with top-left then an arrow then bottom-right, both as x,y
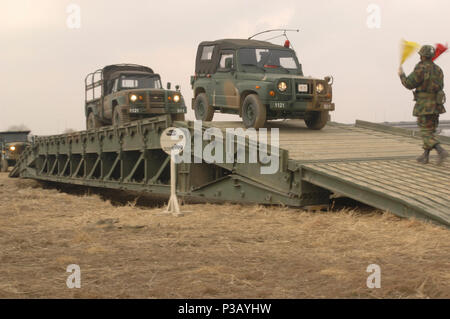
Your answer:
0,131 -> 30,172
191,39 -> 335,129
85,64 -> 186,129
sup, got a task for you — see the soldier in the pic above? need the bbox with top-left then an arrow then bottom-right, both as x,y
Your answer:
398,45 -> 448,165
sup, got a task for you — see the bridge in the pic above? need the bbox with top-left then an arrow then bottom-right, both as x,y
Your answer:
10,116 -> 450,227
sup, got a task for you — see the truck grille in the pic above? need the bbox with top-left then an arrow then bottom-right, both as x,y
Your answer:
148,93 -> 165,106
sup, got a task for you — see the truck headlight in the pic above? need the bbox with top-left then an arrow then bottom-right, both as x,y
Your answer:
278,81 -> 288,92
316,83 -> 325,94
130,94 -> 138,102
10,146 -> 16,151
173,94 -> 180,103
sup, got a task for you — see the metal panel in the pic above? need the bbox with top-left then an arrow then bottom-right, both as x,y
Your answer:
302,159 -> 450,227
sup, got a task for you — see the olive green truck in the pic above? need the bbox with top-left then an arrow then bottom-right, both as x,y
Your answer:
85,64 -> 186,129
191,39 -> 335,129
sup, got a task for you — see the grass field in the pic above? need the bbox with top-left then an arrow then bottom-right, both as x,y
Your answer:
0,172 -> 449,298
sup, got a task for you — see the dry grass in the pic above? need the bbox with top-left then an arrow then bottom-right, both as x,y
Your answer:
0,172 -> 449,298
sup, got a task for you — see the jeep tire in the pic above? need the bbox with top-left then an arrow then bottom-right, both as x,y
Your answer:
304,111 -> 329,130
194,93 -> 214,121
86,112 -> 102,130
113,106 -> 130,126
242,94 -> 266,129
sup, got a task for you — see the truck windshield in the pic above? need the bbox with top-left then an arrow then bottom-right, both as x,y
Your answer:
119,75 -> 162,90
239,48 -> 300,72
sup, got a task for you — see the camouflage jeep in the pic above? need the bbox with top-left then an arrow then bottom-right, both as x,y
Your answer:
85,64 -> 186,129
191,39 -> 335,129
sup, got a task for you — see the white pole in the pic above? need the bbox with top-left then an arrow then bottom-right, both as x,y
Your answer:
166,154 -> 181,214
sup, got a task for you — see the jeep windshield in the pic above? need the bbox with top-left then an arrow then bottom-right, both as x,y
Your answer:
238,48 -> 301,73
118,74 -> 162,90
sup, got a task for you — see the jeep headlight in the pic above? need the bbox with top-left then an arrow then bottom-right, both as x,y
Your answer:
173,94 -> 180,103
316,83 -> 325,94
278,81 -> 288,92
130,94 -> 138,102
10,146 -> 15,151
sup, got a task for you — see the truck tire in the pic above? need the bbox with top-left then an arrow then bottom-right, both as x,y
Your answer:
194,93 -> 214,121
86,112 -> 102,130
242,94 -> 266,129
1,159 -> 8,172
304,111 -> 329,130
171,113 -> 185,122
113,106 -> 130,126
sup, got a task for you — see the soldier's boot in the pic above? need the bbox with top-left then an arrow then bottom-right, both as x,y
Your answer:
416,149 -> 430,164
434,144 -> 448,166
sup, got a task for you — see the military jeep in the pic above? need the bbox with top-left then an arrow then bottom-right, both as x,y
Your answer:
85,64 -> 186,129
191,39 -> 335,129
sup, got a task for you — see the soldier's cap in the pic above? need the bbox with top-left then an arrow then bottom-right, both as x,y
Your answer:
418,45 -> 435,58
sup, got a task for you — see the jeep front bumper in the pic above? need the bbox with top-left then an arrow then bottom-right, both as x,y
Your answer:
128,105 -> 186,116
269,100 -> 335,112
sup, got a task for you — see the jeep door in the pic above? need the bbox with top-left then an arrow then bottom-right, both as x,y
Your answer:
212,51 -> 239,109
103,78 -> 118,120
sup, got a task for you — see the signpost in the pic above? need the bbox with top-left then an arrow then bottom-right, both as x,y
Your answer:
160,127 -> 188,216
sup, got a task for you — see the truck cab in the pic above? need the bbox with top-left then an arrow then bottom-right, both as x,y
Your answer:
85,64 -> 186,129
191,39 -> 335,129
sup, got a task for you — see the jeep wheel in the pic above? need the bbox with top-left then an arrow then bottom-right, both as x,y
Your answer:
242,94 -> 266,129
194,93 -> 214,121
304,111 -> 329,130
86,112 -> 102,130
171,113 -> 185,122
1,159 -> 8,172
113,106 -> 130,126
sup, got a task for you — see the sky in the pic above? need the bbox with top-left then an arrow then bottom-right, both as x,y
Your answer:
1,0 -> 450,135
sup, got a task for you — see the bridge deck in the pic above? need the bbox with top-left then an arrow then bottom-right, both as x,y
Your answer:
205,120 -> 423,161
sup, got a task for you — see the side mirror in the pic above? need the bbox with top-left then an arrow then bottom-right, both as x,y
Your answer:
175,85 -> 180,91
167,82 -> 171,90
225,57 -> 233,70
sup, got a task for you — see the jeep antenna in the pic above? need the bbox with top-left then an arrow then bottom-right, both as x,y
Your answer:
248,29 -> 299,50
248,29 -> 299,40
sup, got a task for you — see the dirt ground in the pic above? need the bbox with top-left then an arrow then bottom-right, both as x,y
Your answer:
0,172 -> 449,299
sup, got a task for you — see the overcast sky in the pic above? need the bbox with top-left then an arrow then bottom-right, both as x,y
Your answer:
1,0 -> 449,135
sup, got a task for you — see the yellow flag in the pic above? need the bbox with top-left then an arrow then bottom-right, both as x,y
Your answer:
400,39 -> 421,65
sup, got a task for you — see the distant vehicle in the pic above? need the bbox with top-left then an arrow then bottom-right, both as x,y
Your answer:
191,39 -> 335,129
0,131 -> 30,172
85,64 -> 186,129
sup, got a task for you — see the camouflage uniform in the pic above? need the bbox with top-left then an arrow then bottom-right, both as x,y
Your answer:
400,51 -> 445,150
399,45 -> 448,165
